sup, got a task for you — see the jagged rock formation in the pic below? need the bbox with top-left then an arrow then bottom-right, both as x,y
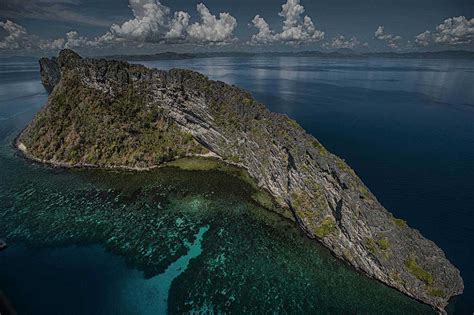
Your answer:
17,49 -> 463,312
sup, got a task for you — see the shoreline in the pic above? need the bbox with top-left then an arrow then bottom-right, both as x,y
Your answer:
12,137 -> 449,314
14,136 -> 245,172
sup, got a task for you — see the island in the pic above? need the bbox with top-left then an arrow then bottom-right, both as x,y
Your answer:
100,50 -> 474,62
16,49 -> 463,313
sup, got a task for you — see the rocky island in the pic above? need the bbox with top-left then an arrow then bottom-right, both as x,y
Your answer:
17,49 -> 463,313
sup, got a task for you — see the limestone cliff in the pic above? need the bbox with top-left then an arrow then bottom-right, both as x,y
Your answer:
17,49 -> 463,312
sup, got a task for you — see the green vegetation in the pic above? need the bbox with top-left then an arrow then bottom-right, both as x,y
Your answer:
227,155 -> 241,164
335,158 -> 355,175
336,159 -> 348,172
251,191 -> 275,211
390,215 -> 407,227
291,191 -> 313,213
168,156 -> 281,214
366,237 -> 390,254
358,185 -> 371,199
315,216 -> 337,238
366,238 -> 377,253
426,286 -> 445,298
290,191 -> 320,231
19,73 -> 205,168
242,97 -> 253,106
167,157 -> 224,171
390,271 -> 406,287
405,255 -> 433,285
311,139 -> 327,155
286,117 -> 301,129
404,255 -> 446,298
169,156 -> 256,188
376,238 -> 390,250
290,184 -> 331,234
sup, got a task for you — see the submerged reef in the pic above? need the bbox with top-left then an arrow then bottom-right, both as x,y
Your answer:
16,49 -> 463,312
0,164 -> 434,314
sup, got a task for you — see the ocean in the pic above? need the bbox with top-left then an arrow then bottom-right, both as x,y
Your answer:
0,56 -> 472,314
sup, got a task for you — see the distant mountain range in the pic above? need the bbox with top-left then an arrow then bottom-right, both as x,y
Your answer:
1,50 -> 473,63
101,50 -> 474,61
0,56 -> 40,63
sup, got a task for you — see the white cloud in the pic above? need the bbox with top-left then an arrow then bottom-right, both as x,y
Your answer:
64,31 -> 93,48
108,1 -> 237,44
250,0 -> 325,45
39,37 -> 65,50
374,25 -> 402,48
110,0 -> 170,42
186,3 -> 237,43
166,11 -> 191,40
0,19 -> 122,52
250,15 -> 277,45
415,16 -> 474,47
0,20 -> 34,50
323,35 -> 367,49
414,16 -> 474,47
0,20 -> 67,51
0,1 -> 239,52
433,16 -> 473,45
414,30 -> 431,47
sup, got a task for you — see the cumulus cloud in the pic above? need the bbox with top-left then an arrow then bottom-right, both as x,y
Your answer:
250,15 -> 277,44
0,20 -> 67,50
166,11 -> 191,40
0,19 -> 120,52
435,16 -> 474,45
110,0 -> 171,42
109,1 -> 237,44
0,1 -> 239,52
250,0 -> 325,45
323,35 -> 367,49
63,31 -> 93,48
0,20 -> 33,50
186,3 -> 237,43
374,25 -> 402,48
415,16 -> 474,46
414,30 -> 431,47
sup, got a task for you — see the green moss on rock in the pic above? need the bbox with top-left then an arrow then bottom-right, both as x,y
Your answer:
405,255 -> 433,286
426,286 -> 446,298
391,215 -> 407,227
377,238 -> 390,250
315,216 -> 336,238
366,237 -> 390,254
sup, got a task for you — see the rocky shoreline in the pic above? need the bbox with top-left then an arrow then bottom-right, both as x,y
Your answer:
16,49 -> 463,312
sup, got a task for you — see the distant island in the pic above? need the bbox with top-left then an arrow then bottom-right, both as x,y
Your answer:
17,49 -> 463,312
101,50 -> 474,62
2,50 -> 473,63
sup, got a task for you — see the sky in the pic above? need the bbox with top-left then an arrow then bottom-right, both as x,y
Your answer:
0,0 -> 473,56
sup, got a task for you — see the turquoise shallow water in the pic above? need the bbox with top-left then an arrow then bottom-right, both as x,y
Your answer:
0,57 -> 472,314
0,226 -> 209,315
0,145 -> 433,314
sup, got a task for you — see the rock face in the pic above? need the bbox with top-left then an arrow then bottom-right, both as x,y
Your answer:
39,56 -> 61,93
18,49 -> 463,312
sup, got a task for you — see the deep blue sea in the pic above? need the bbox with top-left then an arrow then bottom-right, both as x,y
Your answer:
0,56 -> 473,314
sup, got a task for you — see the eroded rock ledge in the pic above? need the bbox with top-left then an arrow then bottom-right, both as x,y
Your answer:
17,49 -> 463,312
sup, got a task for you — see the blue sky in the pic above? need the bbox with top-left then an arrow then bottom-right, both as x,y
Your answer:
1,0 -> 473,56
